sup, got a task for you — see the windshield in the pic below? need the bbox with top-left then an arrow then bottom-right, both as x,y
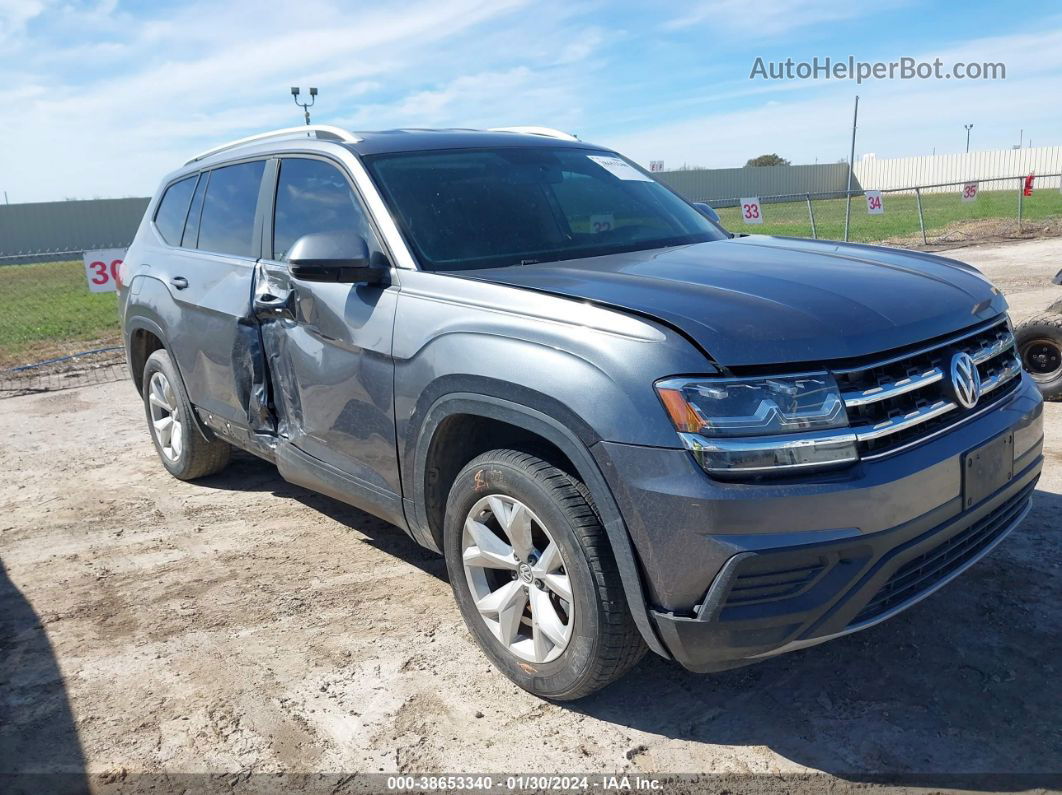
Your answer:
364,147 -> 726,271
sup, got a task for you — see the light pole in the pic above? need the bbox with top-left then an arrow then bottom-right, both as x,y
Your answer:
964,123 -> 973,153
291,86 -> 318,125
843,95 -> 859,243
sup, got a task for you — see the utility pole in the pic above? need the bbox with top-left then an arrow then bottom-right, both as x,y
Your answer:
291,86 -> 318,125
964,123 -> 973,153
843,95 -> 859,242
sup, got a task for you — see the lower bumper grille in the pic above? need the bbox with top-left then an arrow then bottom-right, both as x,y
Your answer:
724,562 -> 825,606
851,483 -> 1034,625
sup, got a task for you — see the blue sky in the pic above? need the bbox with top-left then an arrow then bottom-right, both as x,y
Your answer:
2,0 -> 1062,202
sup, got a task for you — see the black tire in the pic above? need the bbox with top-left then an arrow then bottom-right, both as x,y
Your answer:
1015,313 -> 1062,400
443,449 -> 645,701
142,349 -> 231,479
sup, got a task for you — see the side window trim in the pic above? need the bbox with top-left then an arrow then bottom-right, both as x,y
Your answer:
258,158 -> 281,261
181,171 -> 209,249
267,154 -> 390,266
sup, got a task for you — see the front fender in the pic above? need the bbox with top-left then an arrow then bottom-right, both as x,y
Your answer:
408,391 -> 670,659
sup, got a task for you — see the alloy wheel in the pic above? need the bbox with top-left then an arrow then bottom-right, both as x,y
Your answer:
461,494 -> 574,663
148,371 -> 183,461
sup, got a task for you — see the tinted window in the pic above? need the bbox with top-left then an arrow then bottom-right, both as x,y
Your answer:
273,158 -> 376,260
365,147 -> 723,271
153,175 -> 196,245
181,173 -> 208,248
197,161 -> 265,257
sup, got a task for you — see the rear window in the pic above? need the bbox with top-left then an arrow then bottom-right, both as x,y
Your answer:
153,176 -> 197,246
196,161 -> 265,258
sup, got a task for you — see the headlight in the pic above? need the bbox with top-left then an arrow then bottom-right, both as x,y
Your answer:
655,374 -> 858,475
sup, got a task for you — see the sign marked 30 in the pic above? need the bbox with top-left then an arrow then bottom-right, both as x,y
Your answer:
83,248 -> 126,293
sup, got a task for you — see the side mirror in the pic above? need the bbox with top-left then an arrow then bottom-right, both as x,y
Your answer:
285,231 -> 388,284
693,202 -> 721,224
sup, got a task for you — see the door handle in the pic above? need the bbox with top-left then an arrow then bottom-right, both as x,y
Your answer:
170,276 -> 188,290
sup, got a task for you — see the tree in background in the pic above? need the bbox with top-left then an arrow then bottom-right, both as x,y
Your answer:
745,154 -> 790,167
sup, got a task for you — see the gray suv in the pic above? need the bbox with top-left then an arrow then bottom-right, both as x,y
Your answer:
119,125 -> 1044,700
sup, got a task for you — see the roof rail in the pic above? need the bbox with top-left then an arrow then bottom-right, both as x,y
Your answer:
488,126 -> 580,142
185,125 -> 362,165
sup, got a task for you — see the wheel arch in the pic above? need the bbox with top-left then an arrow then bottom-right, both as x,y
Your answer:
124,314 -> 216,442
409,389 -> 669,658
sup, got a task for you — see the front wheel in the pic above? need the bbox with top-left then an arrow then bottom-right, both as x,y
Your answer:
1015,313 -> 1062,400
443,449 -> 645,701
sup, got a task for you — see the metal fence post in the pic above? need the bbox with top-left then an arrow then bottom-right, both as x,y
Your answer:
806,193 -> 817,239
914,187 -> 928,245
1017,177 -> 1024,231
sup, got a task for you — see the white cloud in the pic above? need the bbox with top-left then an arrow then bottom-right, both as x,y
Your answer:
599,25 -> 1062,174
662,0 -> 906,36
0,0 -> 49,40
2,0 -> 606,200
2,2 -> 1061,202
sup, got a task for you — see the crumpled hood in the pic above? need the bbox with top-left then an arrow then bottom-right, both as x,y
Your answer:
461,235 -> 1007,367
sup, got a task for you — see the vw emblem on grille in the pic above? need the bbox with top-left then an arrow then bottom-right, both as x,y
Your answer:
949,351 -> 982,409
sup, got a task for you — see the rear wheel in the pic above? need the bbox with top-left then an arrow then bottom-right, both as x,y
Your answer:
1016,313 -> 1062,400
142,349 -> 231,479
443,449 -> 645,700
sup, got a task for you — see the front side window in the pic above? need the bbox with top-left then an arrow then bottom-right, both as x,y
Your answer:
153,175 -> 197,246
365,147 -> 724,271
196,160 -> 265,258
272,158 -> 376,260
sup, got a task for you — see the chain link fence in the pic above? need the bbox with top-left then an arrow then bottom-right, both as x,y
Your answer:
3,172 -> 1062,397
0,250 -> 127,396
704,174 -> 1062,247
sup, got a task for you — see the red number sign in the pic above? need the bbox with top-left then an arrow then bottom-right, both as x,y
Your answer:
83,249 -> 127,293
740,197 -> 763,225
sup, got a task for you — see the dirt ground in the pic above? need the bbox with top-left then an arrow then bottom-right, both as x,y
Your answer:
1,237 -> 1060,791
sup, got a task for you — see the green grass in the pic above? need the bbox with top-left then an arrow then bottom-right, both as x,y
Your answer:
715,188 -> 1062,242
2,188 -> 1061,367
0,260 -> 121,366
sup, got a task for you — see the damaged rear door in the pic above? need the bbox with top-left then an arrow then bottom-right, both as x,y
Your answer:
165,159 -> 272,434
253,155 -> 404,527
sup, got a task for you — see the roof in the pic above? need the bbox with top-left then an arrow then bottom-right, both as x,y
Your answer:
344,128 -> 597,156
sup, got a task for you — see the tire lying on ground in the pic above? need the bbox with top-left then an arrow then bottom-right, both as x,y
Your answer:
1015,312 -> 1062,401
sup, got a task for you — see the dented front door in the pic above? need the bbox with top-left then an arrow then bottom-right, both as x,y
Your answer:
253,156 -> 402,505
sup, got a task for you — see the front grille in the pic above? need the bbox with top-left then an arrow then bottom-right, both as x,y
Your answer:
851,482 -> 1034,625
834,317 -> 1021,458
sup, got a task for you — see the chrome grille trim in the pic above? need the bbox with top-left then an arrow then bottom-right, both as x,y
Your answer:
848,355 -> 1020,444
859,364 -> 1022,461
832,316 -> 1007,375
837,332 -> 1014,410
845,352 -> 1021,446
970,332 -> 1016,364
841,367 -> 943,407
853,399 -> 957,442
978,354 -> 1022,395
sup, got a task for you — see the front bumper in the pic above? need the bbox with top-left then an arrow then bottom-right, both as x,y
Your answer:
593,373 -> 1044,672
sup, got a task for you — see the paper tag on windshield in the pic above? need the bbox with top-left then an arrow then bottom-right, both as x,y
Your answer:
587,155 -> 654,181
